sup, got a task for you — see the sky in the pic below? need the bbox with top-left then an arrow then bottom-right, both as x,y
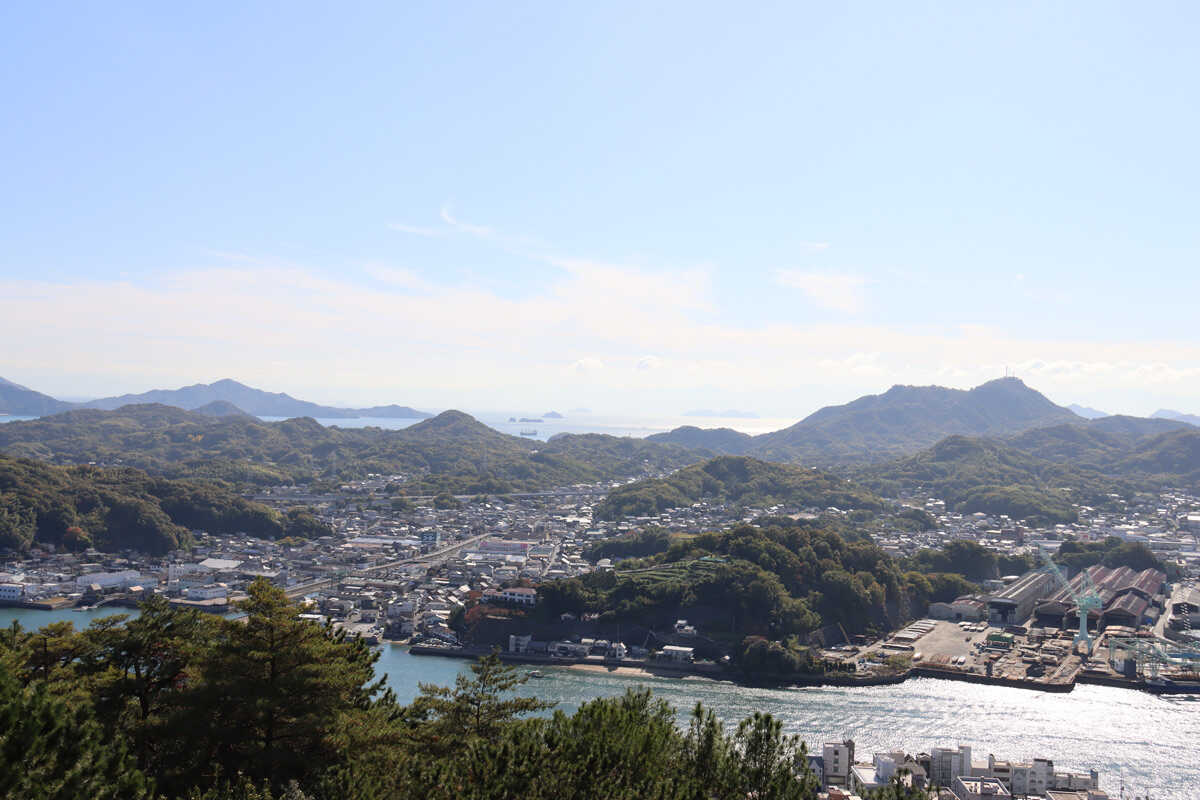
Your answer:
2,2 -> 1200,418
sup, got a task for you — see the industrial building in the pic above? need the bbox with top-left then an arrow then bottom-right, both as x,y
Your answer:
1033,565 -> 1167,632
986,571 -> 1056,626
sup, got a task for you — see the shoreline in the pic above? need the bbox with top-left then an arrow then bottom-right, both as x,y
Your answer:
403,643 -> 1163,695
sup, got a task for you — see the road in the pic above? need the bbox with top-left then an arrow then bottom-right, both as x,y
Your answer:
284,531 -> 492,599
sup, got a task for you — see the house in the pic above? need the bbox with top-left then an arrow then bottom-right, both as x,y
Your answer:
658,645 -> 694,664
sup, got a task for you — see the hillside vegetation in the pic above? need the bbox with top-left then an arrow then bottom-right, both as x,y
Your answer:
0,405 -> 706,494
593,456 -> 884,521
542,522 -> 978,653
0,455 -> 322,554
862,416 -> 1200,523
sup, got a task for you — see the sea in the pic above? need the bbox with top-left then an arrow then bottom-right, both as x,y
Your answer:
256,411 -> 798,441
2,606 -> 1196,798
1,411 -> 795,441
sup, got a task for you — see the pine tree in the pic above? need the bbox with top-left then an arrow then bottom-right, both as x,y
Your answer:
158,579 -> 383,794
0,659 -> 152,800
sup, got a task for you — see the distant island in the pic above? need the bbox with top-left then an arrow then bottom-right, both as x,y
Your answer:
543,411 -> 564,419
683,408 -> 760,419
0,376 -> 431,420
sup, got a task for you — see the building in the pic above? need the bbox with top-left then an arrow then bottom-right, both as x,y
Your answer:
659,645 -> 694,664
929,745 -> 974,787
186,584 -> 228,600
1033,565 -> 1167,631
930,595 -> 987,622
986,571 -> 1056,626
75,570 -> 143,590
952,776 -> 1010,799
0,584 -> 23,603
478,539 -> 536,555
419,529 -> 442,548
823,740 -> 855,787
481,586 -> 537,606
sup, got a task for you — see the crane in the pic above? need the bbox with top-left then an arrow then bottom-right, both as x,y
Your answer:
1039,549 -> 1103,656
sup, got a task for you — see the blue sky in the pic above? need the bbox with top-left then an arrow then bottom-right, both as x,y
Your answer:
2,2 -> 1199,417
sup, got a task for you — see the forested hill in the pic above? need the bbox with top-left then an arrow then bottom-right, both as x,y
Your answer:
593,456 -> 885,521
645,426 -> 753,454
861,417 -> 1200,523
0,405 -> 707,494
0,376 -> 75,416
0,454 -> 323,554
652,378 -> 1081,467
754,377 -> 1080,465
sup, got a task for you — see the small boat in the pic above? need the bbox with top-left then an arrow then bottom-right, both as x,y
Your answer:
526,669 -> 546,679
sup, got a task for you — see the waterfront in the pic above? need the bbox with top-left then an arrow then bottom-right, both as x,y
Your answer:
4,609 -> 1194,798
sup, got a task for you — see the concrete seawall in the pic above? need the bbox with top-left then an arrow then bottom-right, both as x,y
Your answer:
409,645 -> 1175,695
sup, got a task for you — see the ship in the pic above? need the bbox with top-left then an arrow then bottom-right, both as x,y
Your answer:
519,429 -> 537,437
1145,676 -> 1200,694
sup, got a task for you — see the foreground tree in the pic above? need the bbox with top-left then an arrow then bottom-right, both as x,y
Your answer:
156,579 -> 385,795
0,658 -> 152,800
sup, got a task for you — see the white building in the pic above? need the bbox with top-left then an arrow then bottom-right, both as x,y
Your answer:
186,584 -> 228,600
76,570 -> 143,590
930,745 -> 973,787
823,740 -> 855,787
659,645 -> 694,664
0,584 -> 24,603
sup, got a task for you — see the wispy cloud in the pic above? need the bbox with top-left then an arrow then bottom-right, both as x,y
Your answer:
439,205 -> 494,238
774,270 -> 868,313
387,223 -> 447,237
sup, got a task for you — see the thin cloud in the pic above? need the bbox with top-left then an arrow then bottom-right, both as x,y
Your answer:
775,270 -> 868,313
439,205 -> 494,238
387,222 -> 447,237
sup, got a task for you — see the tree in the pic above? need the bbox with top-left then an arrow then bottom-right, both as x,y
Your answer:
158,579 -> 384,795
411,650 -> 552,752
0,658 -> 152,800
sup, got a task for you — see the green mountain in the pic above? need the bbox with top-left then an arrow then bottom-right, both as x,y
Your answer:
192,400 -> 254,418
0,377 -> 74,417
0,454 -> 310,554
0,406 -> 705,494
593,455 -> 885,521
750,377 -> 1079,466
650,378 -> 1080,467
863,415 -> 1200,523
645,425 -> 753,454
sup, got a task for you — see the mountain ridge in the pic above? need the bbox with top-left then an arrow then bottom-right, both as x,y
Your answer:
0,376 -> 431,420
656,378 -> 1082,467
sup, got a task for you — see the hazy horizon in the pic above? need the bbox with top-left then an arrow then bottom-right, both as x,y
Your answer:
4,4 -> 1199,417
2,370 -> 1193,423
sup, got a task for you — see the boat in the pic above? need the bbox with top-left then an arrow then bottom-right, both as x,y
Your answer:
1145,677 -> 1200,694
519,429 -> 537,437
526,669 -> 546,678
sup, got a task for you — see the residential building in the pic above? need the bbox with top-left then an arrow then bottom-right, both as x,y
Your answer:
823,740 -> 855,787
952,776 -> 1010,799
